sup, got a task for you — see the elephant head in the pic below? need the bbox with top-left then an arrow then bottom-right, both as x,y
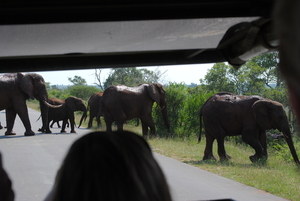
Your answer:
65,97 -> 87,113
19,73 -> 61,133
253,99 -> 300,165
147,83 -> 170,131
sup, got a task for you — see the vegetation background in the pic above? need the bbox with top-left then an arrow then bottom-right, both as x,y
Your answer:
29,52 -> 300,200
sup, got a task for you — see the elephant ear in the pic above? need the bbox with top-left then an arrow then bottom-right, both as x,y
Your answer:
20,73 -> 35,100
252,100 -> 273,129
147,83 -> 162,106
65,97 -> 77,111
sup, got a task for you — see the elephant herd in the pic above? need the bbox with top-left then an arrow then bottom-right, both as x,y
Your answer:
0,73 -> 169,137
0,73 -> 299,165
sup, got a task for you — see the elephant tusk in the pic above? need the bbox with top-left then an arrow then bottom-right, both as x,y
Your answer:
160,104 -> 166,111
43,100 -> 63,108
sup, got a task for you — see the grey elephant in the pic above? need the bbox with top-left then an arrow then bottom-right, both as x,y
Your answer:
50,120 -> 69,128
101,83 -> 170,137
46,97 -> 87,133
78,92 -> 103,129
199,92 -> 300,165
0,73 -> 60,136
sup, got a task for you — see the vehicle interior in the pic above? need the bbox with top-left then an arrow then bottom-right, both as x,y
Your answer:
2,1 -> 295,201
0,0 -> 276,73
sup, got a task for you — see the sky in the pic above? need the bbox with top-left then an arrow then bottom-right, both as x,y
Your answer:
35,64 -> 214,86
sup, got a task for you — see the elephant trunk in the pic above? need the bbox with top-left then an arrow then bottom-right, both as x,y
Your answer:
78,110 -> 87,128
161,104 -> 170,132
39,95 -> 62,133
283,130 -> 300,165
198,110 -> 203,143
39,100 -> 50,133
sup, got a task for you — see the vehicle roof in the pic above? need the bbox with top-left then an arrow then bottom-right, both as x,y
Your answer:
0,0 -> 275,72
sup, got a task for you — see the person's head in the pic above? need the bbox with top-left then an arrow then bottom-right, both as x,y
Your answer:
0,152 -> 14,201
47,131 -> 172,201
274,0 -> 300,122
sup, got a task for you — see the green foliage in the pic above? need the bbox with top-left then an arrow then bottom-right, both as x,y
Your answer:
200,52 -> 285,96
261,87 -> 289,106
48,89 -> 70,100
153,83 -> 214,138
268,136 -> 300,163
67,85 -> 99,100
153,82 -> 187,137
104,67 -> 164,88
200,63 -> 236,93
68,75 -> 87,85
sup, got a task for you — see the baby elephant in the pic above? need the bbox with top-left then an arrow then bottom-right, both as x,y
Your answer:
199,92 -> 300,165
46,97 -> 87,133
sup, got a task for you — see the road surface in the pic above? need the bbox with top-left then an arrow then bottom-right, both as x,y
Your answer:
0,108 -> 288,201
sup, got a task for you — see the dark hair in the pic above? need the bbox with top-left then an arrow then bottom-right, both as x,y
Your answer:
49,131 -> 172,201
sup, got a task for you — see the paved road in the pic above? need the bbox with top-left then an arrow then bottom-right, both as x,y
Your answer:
0,108 -> 288,201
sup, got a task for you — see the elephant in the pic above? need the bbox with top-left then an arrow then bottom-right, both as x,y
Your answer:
78,92 -> 103,129
199,92 -> 300,165
0,73 -> 61,136
50,120 -> 69,128
46,97 -> 87,133
101,83 -> 170,137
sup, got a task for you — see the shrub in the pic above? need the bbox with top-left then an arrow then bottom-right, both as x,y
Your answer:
68,85 -> 100,100
153,82 -> 214,138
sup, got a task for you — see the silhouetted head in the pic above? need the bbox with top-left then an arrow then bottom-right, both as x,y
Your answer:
46,131 -> 172,201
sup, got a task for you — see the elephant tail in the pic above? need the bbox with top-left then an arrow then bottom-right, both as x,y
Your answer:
36,114 -> 42,122
283,131 -> 300,165
78,110 -> 87,128
198,109 -> 203,143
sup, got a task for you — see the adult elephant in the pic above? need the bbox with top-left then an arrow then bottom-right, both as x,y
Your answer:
199,92 -> 300,165
78,92 -> 103,129
0,73 -> 60,136
101,83 -> 170,137
46,97 -> 87,133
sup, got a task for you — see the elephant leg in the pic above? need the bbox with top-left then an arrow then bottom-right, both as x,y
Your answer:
141,121 -> 149,137
104,115 -> 113,133
50,121 -> 54,128
116,122 -> 124,132
60,119 -> 67,133
216,136 -> 231,161
242,129 -> 264,162
259,130 -> 268,158
96,117 -> 101,128
140,117 -> 155,137
15,106 -> 35,136
68,112 -> 76,133
203,134 -> 216,160
88,115 -> 93,129
5,108 -> 17,135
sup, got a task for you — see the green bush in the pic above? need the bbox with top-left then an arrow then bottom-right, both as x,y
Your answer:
48,89 -> 70,99
153,82 -> 186,137
68,85 -> 100,100
153,83 -> 214,138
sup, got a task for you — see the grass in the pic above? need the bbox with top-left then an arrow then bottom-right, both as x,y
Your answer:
148,137 -> 300,201
28,102 -> 300,200
87,120 -> 300,200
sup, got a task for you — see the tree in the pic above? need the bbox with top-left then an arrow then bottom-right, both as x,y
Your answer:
251,52 -> 281,88
200,52 -> 281,95
93,69 -> 104,90
68,85 -> 99,100
200,63 -> 236,93
103,67 -> 165,88
68,76 -> 87,85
